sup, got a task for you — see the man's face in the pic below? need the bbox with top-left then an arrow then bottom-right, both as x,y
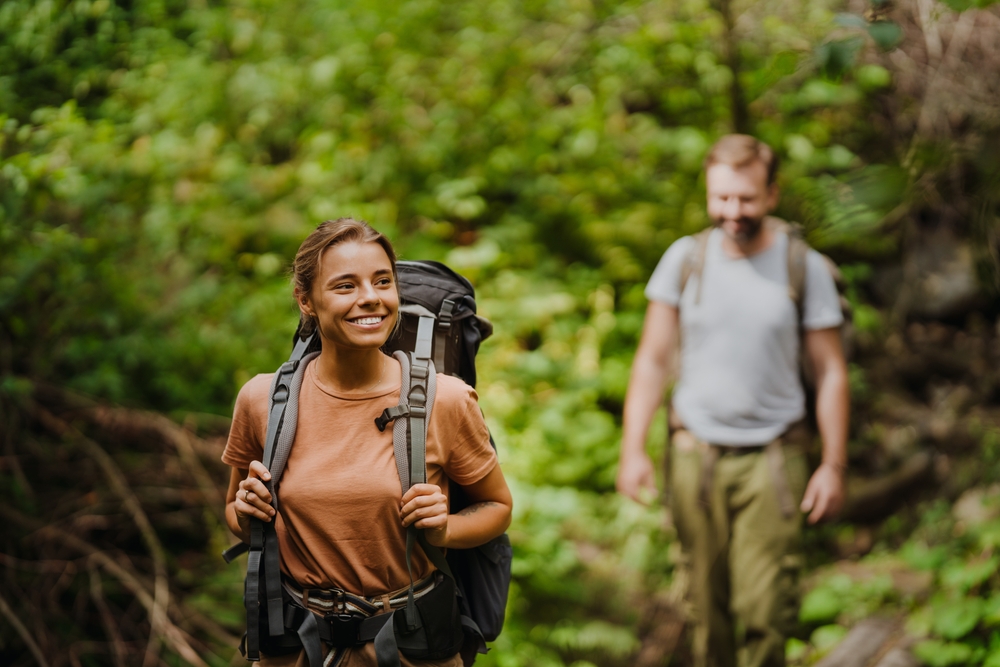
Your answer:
705,161 -> 778,244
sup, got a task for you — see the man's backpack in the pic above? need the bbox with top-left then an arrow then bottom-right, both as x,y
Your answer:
679,216 -> 854,377
222,260 -> 511,667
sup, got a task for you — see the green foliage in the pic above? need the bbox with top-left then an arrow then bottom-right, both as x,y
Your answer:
2,0 -> 998,664
913,639 -> 977,667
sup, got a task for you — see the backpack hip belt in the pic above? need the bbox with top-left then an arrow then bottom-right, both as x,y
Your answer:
283,573 -> 439,618
280,574 -> 441,651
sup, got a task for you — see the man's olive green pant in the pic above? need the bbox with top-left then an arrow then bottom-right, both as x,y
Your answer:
669,431 -> 808,667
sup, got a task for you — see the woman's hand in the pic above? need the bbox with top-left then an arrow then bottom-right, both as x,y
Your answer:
226,461 -> 276,541
400,484 -> 450,547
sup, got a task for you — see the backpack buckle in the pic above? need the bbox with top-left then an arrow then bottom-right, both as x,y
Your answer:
438,299 -> 455,331
324,613 -> 363,647
375,405 -> 409,432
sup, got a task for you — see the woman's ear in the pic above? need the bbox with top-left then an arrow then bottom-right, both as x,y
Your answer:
294,288 -> 314,318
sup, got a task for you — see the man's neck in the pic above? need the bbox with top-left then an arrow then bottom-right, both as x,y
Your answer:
719,222 -> 775,259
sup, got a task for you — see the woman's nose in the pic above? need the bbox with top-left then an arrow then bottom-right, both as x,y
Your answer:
357,282 -> 380,305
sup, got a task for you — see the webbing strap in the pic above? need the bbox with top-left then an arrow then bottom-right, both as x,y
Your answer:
433,300 -> 455,372
414,316 -> 434,364
264,526 -> 284,636
269,351 -> 319,500
786,233 -> 808,325
245,336 -> 317,657
766,439 -> 796,519
295,611 -> 323,667
374,610 -> 402,667
681,228 -> 712,305
391,351 -> 411,493
245,522 -> 263,660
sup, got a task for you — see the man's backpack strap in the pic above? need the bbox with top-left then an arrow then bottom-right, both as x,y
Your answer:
769,217 -> 809,324
679,228 -> 713,305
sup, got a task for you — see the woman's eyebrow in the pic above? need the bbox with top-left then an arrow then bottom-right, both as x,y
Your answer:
325,268 -> 392,284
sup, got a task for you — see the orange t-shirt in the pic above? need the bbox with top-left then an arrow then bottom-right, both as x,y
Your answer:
221,360 -> 497,596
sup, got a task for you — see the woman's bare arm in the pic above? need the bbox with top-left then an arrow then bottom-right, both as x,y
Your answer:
400,464 -> 512,549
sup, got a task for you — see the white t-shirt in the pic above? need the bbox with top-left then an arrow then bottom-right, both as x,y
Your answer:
645,227 -> 843,445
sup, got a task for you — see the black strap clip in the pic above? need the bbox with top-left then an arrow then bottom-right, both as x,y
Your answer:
375,405 -> 409,432
324,613 -> 363,647
438,299 -> 455,331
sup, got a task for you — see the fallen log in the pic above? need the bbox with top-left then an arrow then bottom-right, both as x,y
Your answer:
840,451 -> 936,522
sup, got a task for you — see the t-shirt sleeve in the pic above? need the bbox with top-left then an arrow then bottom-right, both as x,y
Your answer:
221,374 -> 272,469
433,377 -> 497,486
802,250 -> 845,331
645,236 -> 696,305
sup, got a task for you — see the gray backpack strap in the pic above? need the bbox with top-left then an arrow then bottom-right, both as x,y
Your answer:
680,228 -> 713,306
374,318 -> 441,667
242,334 -> 317,662
268,351 -> 320,501
782,222 -> 809,325
434,300 -> 456,373
408,315 -> 436,486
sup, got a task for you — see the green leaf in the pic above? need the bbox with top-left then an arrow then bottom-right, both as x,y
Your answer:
913,640 -> 975,667
811,624 -> 848,652
867,21 -> 903,51
933,598 -> 985,640
816,38 -> 864,79
834,13 -> 869,28
800,587 -> 844,624
856,64 -> 892,90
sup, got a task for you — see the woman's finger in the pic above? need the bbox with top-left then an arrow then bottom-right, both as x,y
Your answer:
400,483 -> 442,504
239,477 -> 273,505
248,460 -> 272,481
235,490 -> 274,522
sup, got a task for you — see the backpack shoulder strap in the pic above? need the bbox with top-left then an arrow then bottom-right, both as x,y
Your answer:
680,228 -> 713,306
240,333 -> 317,661
769,217 -> 808,325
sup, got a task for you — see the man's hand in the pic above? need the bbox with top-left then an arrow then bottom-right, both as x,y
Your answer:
800,463 -> 844,524
617,451 -> 658,505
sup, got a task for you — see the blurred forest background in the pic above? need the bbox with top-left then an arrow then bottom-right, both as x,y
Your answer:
2,0 -> 1000,665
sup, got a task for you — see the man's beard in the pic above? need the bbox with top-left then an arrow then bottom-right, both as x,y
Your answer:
714,215 -> 765,244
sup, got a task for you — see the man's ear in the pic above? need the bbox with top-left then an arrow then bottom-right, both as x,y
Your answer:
766,182 -> 780,211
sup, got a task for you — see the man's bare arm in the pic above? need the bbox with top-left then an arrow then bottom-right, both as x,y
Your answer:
617,301 -> 679,503
800,326 -> 850,523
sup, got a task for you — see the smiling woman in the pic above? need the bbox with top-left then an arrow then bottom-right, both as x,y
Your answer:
220,218 -> 513,667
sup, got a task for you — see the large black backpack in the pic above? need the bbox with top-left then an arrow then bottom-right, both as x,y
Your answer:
223,260 -> 511,667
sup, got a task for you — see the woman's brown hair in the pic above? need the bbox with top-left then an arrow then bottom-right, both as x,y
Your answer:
292,218 -> 398,339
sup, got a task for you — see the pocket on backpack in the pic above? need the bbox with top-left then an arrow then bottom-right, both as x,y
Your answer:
395,573 -> 465,661
465,535 -> 512,641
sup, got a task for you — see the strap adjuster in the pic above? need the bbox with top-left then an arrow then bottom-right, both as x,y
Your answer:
325,613 -> 363,647
375,405 -> 409,432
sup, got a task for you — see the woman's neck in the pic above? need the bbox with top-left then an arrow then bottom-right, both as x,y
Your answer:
313,346 -> 387,393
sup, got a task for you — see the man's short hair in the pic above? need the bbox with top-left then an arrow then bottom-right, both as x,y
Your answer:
704,134 -> 779,185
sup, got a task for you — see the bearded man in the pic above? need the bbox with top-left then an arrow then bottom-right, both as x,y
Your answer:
617,134 -> 849,667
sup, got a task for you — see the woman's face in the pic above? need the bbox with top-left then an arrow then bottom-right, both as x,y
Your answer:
298,240 -> 399,351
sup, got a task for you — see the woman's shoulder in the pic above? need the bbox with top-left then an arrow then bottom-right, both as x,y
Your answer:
234,372 -> 276,412
433,374 -> 479,410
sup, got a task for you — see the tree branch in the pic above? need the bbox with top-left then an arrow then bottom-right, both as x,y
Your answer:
0,589 -> 50,667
